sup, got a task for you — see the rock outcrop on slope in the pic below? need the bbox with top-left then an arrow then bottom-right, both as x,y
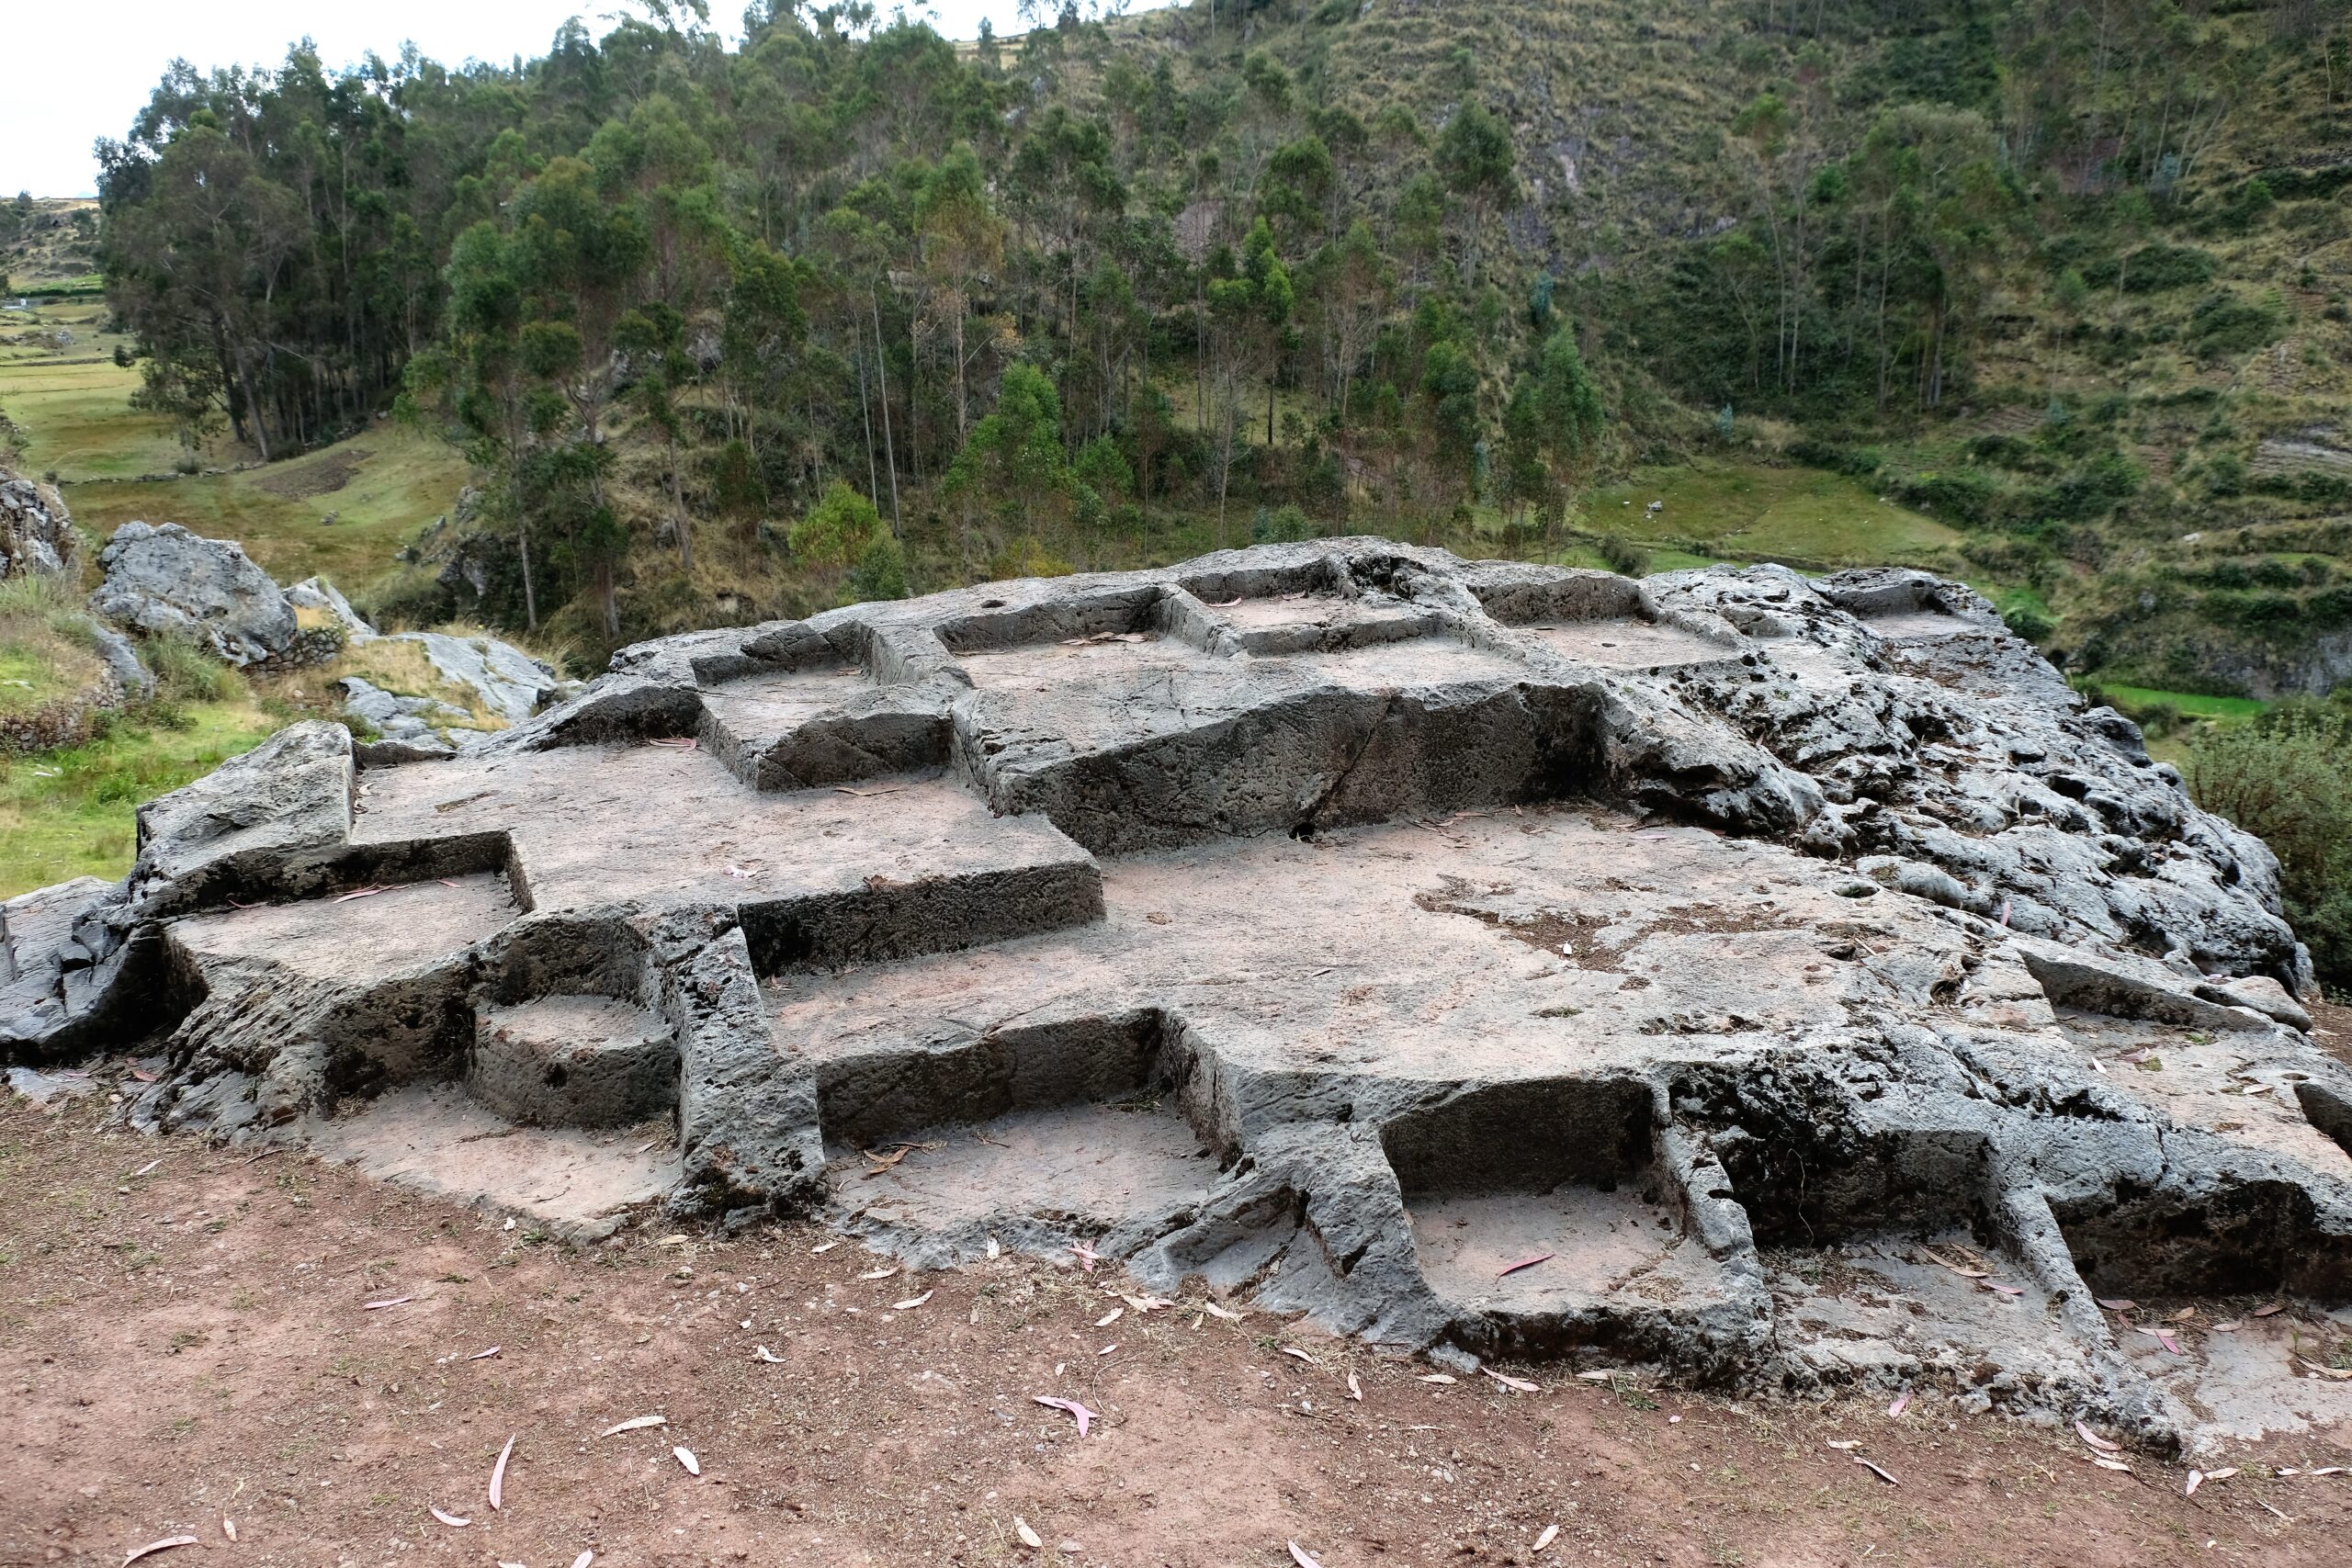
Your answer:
88,522 -> 300,666
0,468 -> 79,579
4,539 -> 2347,1451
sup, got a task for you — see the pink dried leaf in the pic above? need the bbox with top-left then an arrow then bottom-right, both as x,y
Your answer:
2096,1297 -> 2135,1312
2074,1420 -> 2120,1453
1346,1371 -> 1363,1401
571,1553 -> 594,1568
468,1346 -> 501,1359
1854,1458 -> 1901,1486
1980,1281 -> 2024,1296
1497,1252 -> 1554,1279
1885,1391 -> 1911,1418
362,1295 -> 412,1310
429,1506 -> 470,1528
488,1432 -> 515,1510
122,1539 -> 200,1565
2252,1302 -> 2286,1317
1533,1522 -> 1559,1551
1486,1368 -> 1541,1393
1288,1543 -> 1326,1568
1032,1395 -> 1097,1438
600,1415 -> 667,1436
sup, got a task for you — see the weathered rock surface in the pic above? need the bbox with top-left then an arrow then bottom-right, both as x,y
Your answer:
286,574 -> 562,742
86,623 -> 153,701
89,522 -> 297,665
396,630 -> 563,726
286,575 -> 375,639
0,468 -> 79,579
6,540 -> 2348,1448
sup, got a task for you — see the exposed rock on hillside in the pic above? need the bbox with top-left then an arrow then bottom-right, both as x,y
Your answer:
5,539 -> 2346,1451
0,469 -> 78,579
89,522 -> 297,666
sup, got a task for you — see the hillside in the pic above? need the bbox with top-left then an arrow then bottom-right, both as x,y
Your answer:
12,2 -> 2336,699
0,196 -> 98,292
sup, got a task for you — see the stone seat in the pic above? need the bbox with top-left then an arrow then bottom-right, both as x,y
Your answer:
469,994 -> 678,1128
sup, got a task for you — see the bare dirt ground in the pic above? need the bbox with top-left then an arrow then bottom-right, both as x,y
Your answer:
3,1091 -> 2348,1568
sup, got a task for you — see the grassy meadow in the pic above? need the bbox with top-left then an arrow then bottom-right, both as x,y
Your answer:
0,694 -> 283,894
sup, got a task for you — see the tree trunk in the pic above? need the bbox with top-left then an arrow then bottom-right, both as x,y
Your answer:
871,292 -> 901,529
858,341 -> 879,502
670,435 -> 693,574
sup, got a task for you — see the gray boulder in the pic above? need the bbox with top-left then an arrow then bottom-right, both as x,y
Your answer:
86,623 -> 153,701
89,522 -> 298,666
0,876 -> 119,1062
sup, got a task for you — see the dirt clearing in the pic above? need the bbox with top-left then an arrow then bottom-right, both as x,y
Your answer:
4,1098 -> 2348,1567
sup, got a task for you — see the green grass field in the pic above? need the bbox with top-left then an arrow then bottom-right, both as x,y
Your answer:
0,356 -> 190,480
62,426 -> 472,596
1,294 -> 201,479
1588,461 -> 1962,567
0,695 -> 285,895
2082,682 -> 2269,721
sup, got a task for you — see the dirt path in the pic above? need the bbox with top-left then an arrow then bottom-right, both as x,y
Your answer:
2,1098 -> 2346,1568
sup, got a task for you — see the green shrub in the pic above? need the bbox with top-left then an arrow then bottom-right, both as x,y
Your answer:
788,479 -> 887,568
2189,709 -> 2352,987
1597,535 -> 1650,577
1250,503 -> 1317,544
1894,469 -> 2001,526
2186,291 -> 2282,357
2082,243 -> 2217,293
848,531 -> 910,602
2001,599 -> 2057,642
143,635 -> 232,704
1786,438 -> 1883,479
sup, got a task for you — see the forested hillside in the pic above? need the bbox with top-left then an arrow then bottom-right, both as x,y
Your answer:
73,0 -> 2352,686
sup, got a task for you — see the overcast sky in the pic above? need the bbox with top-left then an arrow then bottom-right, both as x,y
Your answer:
3,1 -> 1173,198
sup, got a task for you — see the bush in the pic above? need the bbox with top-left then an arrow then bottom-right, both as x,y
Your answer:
2001,599 -> 2056,642
787,479 -> 887,568
2082,243 -> 2217,294
2189,710 -> 2352,987
1894,468 -> 2001,526
1250,503 -> 1317,544
848,532 -> 909,602
2186,291 -> 2282,357
1786,437 -> 1883,479
1597,535 -> 1650,577
142,634 -> 232,703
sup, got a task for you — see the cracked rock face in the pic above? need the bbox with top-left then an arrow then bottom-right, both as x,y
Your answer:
0,469 -> 80,580
89,522 -> 298,666
5,539 -> 2349,1451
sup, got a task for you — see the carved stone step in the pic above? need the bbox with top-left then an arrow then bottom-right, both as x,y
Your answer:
469,995 -> 677,1128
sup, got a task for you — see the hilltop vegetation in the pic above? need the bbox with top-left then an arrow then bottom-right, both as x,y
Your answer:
14,0 -> 2346,691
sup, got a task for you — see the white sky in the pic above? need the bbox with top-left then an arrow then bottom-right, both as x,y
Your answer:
2,1 -> 1174,198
